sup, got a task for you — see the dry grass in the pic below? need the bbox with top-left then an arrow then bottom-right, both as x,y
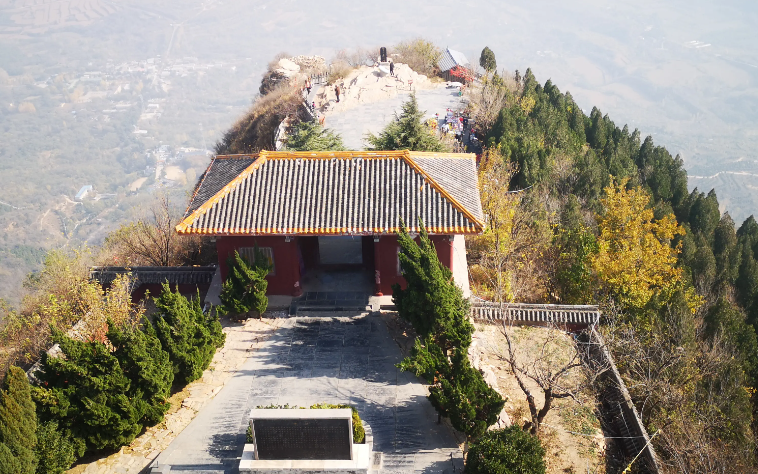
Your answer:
215,85 -> 305,154
473,323 -> 606,474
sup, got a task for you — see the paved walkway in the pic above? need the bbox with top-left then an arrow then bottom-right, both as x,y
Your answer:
325,88 -> 467,150
154,314 -> 464,473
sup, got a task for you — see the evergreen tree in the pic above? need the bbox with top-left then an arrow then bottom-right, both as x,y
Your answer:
392,222 -> 472,351
153,283 -> 225,386
107,319 -> 174,426
465,426 -> 546,474
35,421 -> 76,474
365,94 -> 449,152
479,47 -> 497,73
285,121 -> 346,151
0,366 -> 37,474
219,249 -> 270,319
32,328 -> 142,454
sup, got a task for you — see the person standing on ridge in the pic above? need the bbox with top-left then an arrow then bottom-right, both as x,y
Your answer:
335,85 -> 340,103
389,61 -> 395,76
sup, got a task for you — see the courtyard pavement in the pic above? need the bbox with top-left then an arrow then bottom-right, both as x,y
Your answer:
154,314 -> 465,473
325,88 -> 467,150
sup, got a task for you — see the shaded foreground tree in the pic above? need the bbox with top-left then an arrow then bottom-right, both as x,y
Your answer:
219,250 -> 270,319
103,193 -> 210,267
0,367 -> 36,474
153,283 -> 225,385
365,93 -> 450,152
465,426 -> 546,474
285,121 -> 346,151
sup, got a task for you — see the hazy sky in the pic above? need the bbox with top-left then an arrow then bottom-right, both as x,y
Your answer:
2,0 -> 758,218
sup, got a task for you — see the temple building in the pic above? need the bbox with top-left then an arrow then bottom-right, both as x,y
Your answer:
176,150 -> 484,298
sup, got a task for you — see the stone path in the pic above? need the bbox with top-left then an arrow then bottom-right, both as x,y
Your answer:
325,88 -> 467,150
154,314 -> 465,473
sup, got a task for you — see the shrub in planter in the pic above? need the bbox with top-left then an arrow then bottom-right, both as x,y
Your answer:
465,426 -> 546,474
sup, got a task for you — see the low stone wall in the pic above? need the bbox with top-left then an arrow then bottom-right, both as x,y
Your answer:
471,302 -> 600,327
579,328 -> 661,474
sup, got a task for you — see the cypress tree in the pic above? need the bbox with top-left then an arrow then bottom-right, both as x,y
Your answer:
153,283 -> 225,386
219,249 -> 270,319
479,46 -> 497,73
0,366 -> 37,474
32,328 -> 142,454
107,319 -> 174,426
392,222 -> 472,351
394,222 -> 503,439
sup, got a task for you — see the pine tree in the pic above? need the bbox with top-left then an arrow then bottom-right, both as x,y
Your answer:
479,46 -> 497,73
285,121 -> 346,151
0,366 -> 37,474
219,250 -> 270,319
32,328 -> 143,454
107,319 -> 174,426
365,94 -> 449,152
153,283 -> 225,386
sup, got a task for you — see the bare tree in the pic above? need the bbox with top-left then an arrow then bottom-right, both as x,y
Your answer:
103,193 -> 209,267
498,322 -> 598,435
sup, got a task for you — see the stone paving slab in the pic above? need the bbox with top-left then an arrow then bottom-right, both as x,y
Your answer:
154,314 -> 464,473
325,88 -> 467,150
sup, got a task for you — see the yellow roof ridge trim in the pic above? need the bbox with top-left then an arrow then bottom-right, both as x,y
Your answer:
400,150 -> 485,229
176,152 -> 268,233
176,149 -> 483,235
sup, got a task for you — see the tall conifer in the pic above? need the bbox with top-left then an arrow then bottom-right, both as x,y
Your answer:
0,366 -> 37,474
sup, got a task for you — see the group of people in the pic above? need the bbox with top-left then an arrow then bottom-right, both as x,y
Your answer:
435,109 -> 468,142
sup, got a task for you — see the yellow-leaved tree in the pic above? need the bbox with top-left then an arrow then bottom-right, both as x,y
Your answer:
467,150 -> 551,302
592,178 -> 685,310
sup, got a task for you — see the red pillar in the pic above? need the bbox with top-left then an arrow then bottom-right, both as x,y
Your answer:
290,237 -> 303,297
373,236 -> 383,296
448,235 -> 455,273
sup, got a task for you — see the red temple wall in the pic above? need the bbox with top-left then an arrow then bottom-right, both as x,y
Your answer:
216,236 -> 301,295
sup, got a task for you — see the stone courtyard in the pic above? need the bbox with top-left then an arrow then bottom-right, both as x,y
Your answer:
153,314 -> 464,473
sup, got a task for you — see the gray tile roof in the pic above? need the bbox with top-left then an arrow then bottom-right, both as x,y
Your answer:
177,151 -> 484,236
90,266 -> 217,286
438,48 -> 469,73
187,156 -> 256,214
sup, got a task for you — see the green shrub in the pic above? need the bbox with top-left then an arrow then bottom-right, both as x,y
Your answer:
32,328 -> 142,454
35,421 -> 76,474
220,250 -> 270,319
107,319 -> 174,426
153,283 -> 225,386
0,366 -> 37,474
465,426 -> 546,474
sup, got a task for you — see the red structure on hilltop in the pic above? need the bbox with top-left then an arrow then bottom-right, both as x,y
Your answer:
176,150 -> 484,297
